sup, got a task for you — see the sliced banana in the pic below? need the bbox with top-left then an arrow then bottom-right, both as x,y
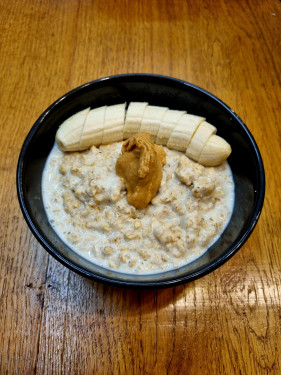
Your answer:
123,102 -> 148,139
185,121 -> 217,162
55,102 -> 232,166
140,105 -> 169,142
167,114 -> 205,152
156,109 -> 186,145
55,107 -> 90,151
80,106 -> 106,148
198,135 -> 232,166
102,103 -> 126,144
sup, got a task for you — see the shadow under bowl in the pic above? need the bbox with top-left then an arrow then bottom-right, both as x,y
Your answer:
17,74 -> 265,288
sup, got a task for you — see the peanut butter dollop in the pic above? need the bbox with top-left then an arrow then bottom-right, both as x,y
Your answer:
116,132 -> 166,209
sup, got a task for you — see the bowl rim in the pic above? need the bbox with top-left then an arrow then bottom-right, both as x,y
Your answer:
16,73 -> 265,288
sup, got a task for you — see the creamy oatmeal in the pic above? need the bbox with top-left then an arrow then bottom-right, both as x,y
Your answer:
42,142 -> 234,274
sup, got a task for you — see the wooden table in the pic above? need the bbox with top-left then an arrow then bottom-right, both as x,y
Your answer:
1,1 -> 280,373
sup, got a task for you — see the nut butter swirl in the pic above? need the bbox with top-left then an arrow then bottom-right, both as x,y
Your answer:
116,132 -> 166,209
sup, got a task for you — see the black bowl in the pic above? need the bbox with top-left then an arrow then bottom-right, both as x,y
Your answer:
17,74 -> 265,288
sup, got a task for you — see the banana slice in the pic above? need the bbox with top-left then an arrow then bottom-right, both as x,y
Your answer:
102,103 -> 126,144
80,106 -> 106,148
140,105 -> 169,142
55,107 -> 90,151
123,102 -> 148,139
156,109 -> 186,145
167,114 -> 205,152
185,121 -> 217,161
198,135 -> 232,166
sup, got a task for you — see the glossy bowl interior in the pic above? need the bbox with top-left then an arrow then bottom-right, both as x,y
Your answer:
17,74 -> 265,288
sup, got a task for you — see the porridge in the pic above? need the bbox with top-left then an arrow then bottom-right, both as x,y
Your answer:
42,140 -> 234,274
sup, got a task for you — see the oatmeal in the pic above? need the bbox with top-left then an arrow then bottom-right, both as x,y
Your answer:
42,142 -> 234,274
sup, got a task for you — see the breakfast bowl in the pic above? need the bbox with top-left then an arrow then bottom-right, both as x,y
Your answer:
16,74 -> 265,288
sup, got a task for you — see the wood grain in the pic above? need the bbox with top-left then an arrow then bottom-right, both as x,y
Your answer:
1,0 -> 281,374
